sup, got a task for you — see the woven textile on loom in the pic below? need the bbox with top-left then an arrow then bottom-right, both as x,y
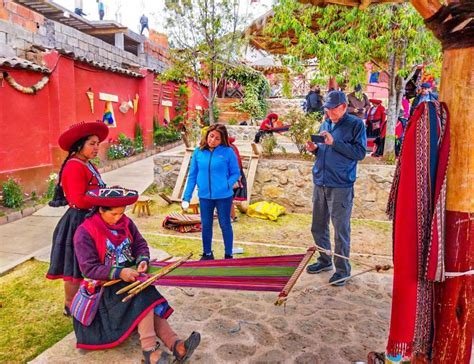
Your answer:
162,212 -> 201,233
143,254 -> 308,292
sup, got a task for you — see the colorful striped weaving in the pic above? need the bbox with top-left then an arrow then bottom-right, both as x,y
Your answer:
145,253 -> 309,292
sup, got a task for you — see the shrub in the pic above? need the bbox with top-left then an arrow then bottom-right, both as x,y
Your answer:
2,177 -> 23,208
90,157 -> 102,167
228,118 -> 238,125
134,122 -> 145,154
286,109 -> 323,154
45,173 -> 58,200
107,133 -> 135,160
261,134 -> 278,156
154,125 -> 181,146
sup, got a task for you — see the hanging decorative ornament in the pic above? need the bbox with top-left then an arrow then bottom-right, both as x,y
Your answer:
3,71 -> 49,94
103,101 -> 116,127
86,88 -> 94,113
119,100 -> 130,114
133,93 -> 139,114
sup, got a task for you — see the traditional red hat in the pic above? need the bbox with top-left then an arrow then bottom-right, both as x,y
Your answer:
85,187 -> 139,207
369,99 -> 382,104
58,121 -> 109,151
266,113 -> 278,120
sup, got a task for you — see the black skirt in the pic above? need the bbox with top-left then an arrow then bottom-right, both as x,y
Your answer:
47,208 -> 88,282
74,282 -> 173,350
233,169 -> 248,201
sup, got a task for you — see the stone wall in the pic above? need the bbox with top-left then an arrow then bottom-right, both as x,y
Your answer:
154,154 -> 395,221
226,125 -> 259,141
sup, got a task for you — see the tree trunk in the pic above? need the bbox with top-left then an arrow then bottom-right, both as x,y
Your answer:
208,67 -> 215,124
383,51 -> 397,159
431,46 -> 474,364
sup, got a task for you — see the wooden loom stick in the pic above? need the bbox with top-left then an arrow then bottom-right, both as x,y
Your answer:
105,256 -> 173,289
122,253 -> 193,303
274,246 -> 316,306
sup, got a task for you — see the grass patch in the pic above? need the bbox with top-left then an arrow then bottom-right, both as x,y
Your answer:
0,260 -> 73,363
352,218 -> 392,233
145,234 -> 298,259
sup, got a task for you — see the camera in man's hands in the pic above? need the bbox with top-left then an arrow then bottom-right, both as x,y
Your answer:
311,134 -> 326,144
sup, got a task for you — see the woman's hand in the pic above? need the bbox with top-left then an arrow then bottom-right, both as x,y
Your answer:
137,261 -> 148,274
120,267 -> 139,282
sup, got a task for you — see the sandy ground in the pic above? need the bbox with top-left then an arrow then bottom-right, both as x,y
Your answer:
32,262 -> 393,364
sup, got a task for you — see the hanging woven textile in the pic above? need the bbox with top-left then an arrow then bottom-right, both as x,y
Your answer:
385,100 -> 450,361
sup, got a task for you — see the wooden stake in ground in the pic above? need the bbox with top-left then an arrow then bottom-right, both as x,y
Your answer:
275,246 -> 315,306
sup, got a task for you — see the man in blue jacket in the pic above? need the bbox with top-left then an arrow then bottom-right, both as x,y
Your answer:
305,91 -> 366,286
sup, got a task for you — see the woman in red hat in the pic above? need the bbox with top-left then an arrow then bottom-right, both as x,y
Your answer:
366,99 -> 386,139
72,187 -> 201,363
46,121 -> 109,316
253,112 -> 279,143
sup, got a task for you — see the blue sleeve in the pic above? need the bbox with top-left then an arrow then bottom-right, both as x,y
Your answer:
227,149 -> 241,187
183,149 -> 199,202
332,120 -> 366,161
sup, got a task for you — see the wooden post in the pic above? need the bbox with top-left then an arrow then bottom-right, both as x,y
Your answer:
431,47 -> 474,364
405,1 -> 474,362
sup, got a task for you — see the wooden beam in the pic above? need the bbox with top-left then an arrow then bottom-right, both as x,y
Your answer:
409,0 -> 442,19
359,0 -> 372,9
171,150 -> 193,202
83,27 -> 128,36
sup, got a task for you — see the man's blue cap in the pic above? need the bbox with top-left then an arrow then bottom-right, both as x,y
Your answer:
421,82 -> 431,88
355,84 -> 362,92
323,91 -> 348,109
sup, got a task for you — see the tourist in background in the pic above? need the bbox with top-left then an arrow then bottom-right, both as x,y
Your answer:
305,91 -> 366,286
97,0 -> 105,20
410,82 -> 438,116
140,14 -> 149,35
305,83 -> 324,114
347,84 -> 370,120
182,124 -> 240,260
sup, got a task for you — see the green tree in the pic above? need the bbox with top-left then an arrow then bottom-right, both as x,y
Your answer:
164,0 -> 245,124
266,1 -> 442,157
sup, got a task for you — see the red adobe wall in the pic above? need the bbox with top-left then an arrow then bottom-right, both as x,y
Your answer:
0,51 -> 208,194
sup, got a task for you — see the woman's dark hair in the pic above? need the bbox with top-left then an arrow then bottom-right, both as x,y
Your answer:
48,135 -> 92,207
85,205 -> 112,218
199,124 -> 230,150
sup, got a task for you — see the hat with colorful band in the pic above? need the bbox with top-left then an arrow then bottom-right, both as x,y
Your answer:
85,187 -> 139,207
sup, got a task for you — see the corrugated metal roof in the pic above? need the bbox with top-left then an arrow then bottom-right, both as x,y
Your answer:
0,57 -> 51,73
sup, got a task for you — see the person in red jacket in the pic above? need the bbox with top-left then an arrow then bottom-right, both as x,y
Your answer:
46,121 -> 109,316
228,137 -> 247,222
253,113 -> 278,143
366,99 -> 386,139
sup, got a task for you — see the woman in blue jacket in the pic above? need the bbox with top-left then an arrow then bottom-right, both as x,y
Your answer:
182,124 -> 241,260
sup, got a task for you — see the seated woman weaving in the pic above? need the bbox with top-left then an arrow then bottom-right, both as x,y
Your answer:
72,187 -> 200,363
254,113 -> 289,143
